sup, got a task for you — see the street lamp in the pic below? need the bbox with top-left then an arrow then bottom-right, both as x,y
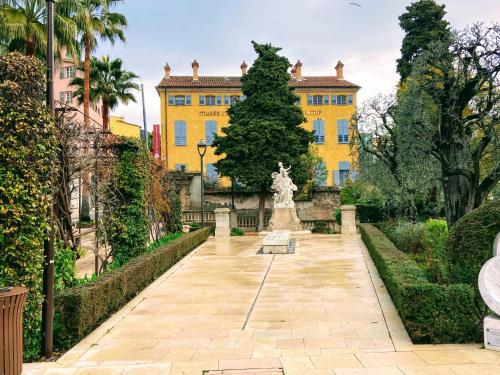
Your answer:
197,139 -> 207,227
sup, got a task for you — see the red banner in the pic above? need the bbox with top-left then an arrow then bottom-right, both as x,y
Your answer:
153,124 -> 161,159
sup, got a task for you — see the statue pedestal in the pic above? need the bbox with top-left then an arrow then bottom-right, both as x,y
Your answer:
268,207 -> 302,232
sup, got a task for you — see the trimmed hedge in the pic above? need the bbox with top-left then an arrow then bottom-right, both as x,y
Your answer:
54,228 -> 210,349
359,224 -> 481,343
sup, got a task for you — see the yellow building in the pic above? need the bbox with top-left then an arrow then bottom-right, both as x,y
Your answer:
156,59 -> 360,186
109,116 -> 142,138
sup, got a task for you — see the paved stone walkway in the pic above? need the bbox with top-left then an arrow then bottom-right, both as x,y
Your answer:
25,235 -> 500,374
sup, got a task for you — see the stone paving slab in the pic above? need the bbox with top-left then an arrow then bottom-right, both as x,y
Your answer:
23,235 -> 500,374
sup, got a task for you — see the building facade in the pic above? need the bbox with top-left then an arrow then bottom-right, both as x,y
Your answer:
110,116 -> 141,138
156,59 -> 360,186
54,49 -> 103,126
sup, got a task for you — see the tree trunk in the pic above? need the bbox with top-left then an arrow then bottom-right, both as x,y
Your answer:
26,39 -> 35,56
102,99 -> 109,132
83,35 -> 91,127
257,187 -> 266,232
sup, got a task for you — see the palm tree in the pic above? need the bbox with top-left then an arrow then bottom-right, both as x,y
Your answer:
71,55 -> 138,131
0,0 -> 78,57
72,0 -> 126,126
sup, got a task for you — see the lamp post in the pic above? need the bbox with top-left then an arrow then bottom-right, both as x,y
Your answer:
197,139 -> 207,227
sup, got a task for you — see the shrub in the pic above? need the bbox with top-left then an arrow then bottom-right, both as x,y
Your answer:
54,244 -> 78,292
379,221 -> 424,254
231,227 -> 244,236
334,208 -> 341,225
104,138 -> 150,265
446,202 -> 500,314
54,228 -> 210,350
0,52 -> 57,359
360,224 -> 480,343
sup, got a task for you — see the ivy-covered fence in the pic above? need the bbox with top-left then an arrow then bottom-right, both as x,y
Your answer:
0,52 -> 58,358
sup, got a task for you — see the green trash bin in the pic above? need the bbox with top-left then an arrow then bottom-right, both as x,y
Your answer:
1,287 -> 28,375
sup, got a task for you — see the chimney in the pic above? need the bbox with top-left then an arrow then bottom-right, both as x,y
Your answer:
295,60 -> 303,81
164,63 -> 171,79
191,59 -> 199,81
335,60 -> 344,80
291,66 -> 297,79
240,60 -> 248,75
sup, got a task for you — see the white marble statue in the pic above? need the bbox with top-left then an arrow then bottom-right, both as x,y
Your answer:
271,162 -> 298,208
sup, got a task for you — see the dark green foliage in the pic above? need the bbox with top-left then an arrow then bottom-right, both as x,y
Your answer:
213,41 -> 313,229
378,221 -> 425,254
104,137 -> 150,265
231,227 -> 244,236
397,0 -> 451,82
54,228 -> 210,350
54,244 -> 78,292
164,187 -> 183,234
447,202 -> 500,313
360,224 -> 480,343
0,52 -> 57,359
340,180 -> 387,223
147,232 -> 183,252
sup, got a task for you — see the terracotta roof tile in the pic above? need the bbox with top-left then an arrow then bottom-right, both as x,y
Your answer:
156,75 -> 360,89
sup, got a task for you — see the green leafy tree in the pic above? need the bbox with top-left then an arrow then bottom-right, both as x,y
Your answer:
213,42 -> 313,231
71,55 -> 138,130
397,0 -> 451,82
0,52 -> 57,359
0,0 -> 78,57
72,0 -> 126,126
408,24 -> 500,226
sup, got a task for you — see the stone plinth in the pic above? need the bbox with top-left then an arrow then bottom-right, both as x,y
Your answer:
214,208 -> 231,237
485,314 -> 500,351
262,230 -> 290,254
341,205 -> 357,235
268,207 -> 302,232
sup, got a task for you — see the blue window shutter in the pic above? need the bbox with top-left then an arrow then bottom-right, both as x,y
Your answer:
206,164 -> 218,182
338,120 -> 349,143
168,95 -> 174,105
333,170 -> 340,186
59,92 -> 65,103
186,95 -> 191,105
323,95 -> 329,105
224,96 -> 230,105
205,120 -> 217,145
313,119 -> 325,144
348,95 -> 353,104
59,68 -> 65,79
199,95 -> 205,105
175,120 -> 187,146
320,120 -> 325,143
216,96 -> 222,105
331,95 -> 337,105
313,120 -> 319,143
307,95 -> 313,105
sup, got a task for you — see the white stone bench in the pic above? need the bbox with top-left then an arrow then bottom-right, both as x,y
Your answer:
262,230 -> 291,254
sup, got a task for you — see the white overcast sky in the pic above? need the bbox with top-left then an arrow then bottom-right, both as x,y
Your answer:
97,0 -> 500,129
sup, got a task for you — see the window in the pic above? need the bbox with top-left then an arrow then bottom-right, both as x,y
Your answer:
337,119 -> 349,143
338,95 -> 347,105
168,95 -> 174,105
199,95 -> 206,105
186,95 -> 191,105
308,95 -> 323,105
205,120 -> 217,145
224,96 -> 230,105
175,95 -> 186,106
59,91 -> 73,104
333,161 -> 351,186
59,66 -> 76,79
174,120 -> 187,146
331,95 -> 337,105
347,95 -> 353,104
206,163 -> 218,182
175,164 -> 187,172
216,96 -> 222,105
205,96 -> 216,106
313,119 -> 325,144
315,161 -> 326,186
323,95 -> 329,105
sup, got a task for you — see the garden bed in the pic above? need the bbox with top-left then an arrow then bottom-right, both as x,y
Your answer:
54,227 -> 210,350
359,224 -> 481,344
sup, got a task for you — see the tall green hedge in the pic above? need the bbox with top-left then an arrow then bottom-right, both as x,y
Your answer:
0,52 -> 57,358
359,224 -> 480,343
54,228 -> 210,350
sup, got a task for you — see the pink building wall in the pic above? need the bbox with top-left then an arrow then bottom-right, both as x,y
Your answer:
54,50 -> 103,126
